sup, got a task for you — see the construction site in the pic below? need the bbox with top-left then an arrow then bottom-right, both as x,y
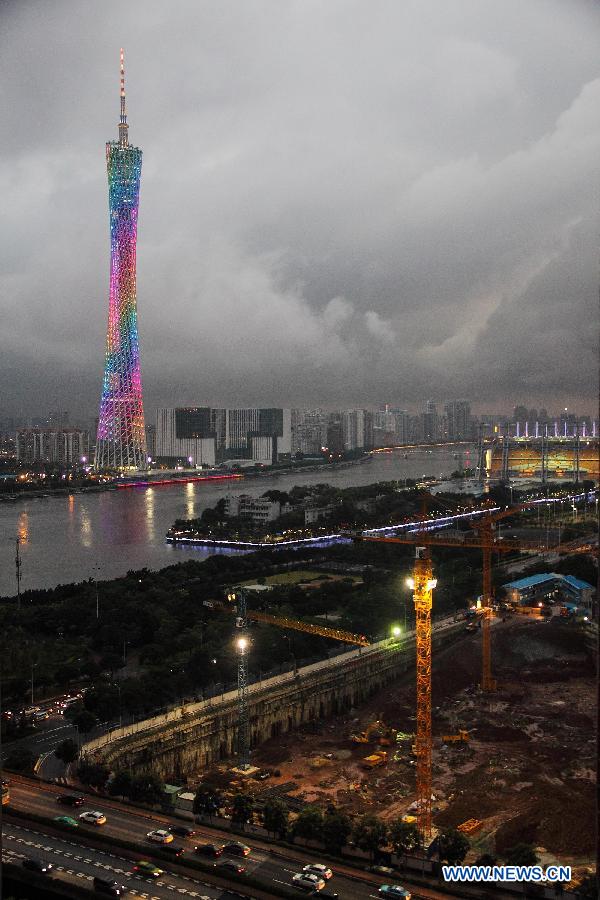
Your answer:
224,615 -> 595,862
186,493 -> 597,882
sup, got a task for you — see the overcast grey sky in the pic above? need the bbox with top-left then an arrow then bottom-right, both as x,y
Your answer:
1,0 -> 599,422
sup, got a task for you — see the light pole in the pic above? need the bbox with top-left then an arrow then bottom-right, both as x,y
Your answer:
283,633 -> 297,676
114,683 -> 122,728
92,565 -> 100,620
15,537 -> 22,611
31,662 -> 37,706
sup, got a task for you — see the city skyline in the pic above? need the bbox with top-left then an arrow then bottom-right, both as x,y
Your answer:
1,1 -> 599,421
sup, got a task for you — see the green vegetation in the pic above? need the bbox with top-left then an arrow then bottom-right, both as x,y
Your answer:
262,798 -> 290,839
389,820 -> 421,855
351,814 -> 389,859
55,738 -> 79,764
436,828 -> 470,864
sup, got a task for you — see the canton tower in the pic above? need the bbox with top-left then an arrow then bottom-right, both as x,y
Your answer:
95,50 -> 147,470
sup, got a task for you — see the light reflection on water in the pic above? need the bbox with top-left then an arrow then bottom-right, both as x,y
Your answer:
0,445 -> 475,595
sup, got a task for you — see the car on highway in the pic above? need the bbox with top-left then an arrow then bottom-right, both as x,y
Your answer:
57,794 -> 84,807
378,886 -> 412,899
54,815 -> 79,829
303,863 -> 333,880
223,840 -> 251,857
79,810 -> 107,825
93,875 -> 129,896
132,860 -> 164,878
367,865 -> 395,875
146,828 -> 174,843
195,842 -> 224,857
161,844 -> 185,858
293,872 -> 326,891
22,857 -> 53,875
218,859 -> 246,875
168,824 -> 196,837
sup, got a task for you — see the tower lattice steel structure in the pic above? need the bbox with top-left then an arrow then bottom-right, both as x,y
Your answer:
95,49 -> 147,470
411,546 -> 434,839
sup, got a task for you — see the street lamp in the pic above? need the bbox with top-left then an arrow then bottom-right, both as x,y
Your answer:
31,662 -> 37,706
282,634 -> 297,676
114,682 -> 122,728
92,565 -> 101,620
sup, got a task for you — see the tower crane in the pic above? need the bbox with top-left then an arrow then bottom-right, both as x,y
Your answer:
360,501 -> 549,691
406,546 -> 436,838
222,588 -> 369,771
358,495 -> 594,839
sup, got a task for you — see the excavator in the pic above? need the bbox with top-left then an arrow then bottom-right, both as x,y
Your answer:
351,719 -> 397,745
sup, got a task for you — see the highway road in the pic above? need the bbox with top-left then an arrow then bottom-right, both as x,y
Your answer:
3,778 -> 462,900
3,778 -> 456,900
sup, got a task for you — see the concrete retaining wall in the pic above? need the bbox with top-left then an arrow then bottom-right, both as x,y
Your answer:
82,621 -> 464,781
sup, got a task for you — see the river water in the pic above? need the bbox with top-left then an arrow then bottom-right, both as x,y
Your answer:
0,445 -> 475,596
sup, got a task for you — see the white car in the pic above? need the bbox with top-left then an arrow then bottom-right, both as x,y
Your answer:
293,872 -> 326,891
146,829 -> 174,844
303,864 -> 333,880
79,810 -> 106,826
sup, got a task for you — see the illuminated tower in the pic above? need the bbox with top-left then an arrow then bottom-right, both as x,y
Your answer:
95,49 -> 147,470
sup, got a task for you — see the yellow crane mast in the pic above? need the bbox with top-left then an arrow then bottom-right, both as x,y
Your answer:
407,547 -> 435,839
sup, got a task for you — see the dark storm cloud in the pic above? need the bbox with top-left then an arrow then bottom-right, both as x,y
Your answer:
1,0 -> 599,420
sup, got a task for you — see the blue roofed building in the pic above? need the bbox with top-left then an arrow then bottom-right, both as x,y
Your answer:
503,573 -> 594,610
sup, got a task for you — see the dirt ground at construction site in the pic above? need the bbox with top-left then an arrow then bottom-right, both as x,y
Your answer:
205,616 -> 595,875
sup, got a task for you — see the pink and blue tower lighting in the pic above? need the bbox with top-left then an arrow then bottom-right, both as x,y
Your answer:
95,49 -> 147,470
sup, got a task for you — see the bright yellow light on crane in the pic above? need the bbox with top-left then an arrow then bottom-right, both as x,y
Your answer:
392,626 -> 402,637
237,637 -> 248,652
406,577 -> 415,590
427,579 -> 437,590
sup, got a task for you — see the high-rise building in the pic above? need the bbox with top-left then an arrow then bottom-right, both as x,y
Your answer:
155,408 -> 291,466
342,409 -> 374,451
291,409 -> 326,455
95,51 -> 147,471
16,428 -> 89,467
421,400 -> 439,442
444,400 -> 472,441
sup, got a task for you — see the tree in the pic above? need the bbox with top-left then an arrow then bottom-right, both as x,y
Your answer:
389,820 -> 421,856
504,844 -> 539,866
193,787 -> 222,819
108,770 -> 133,798
78,759 -> 109,790
322,810 -> 352,854
437,828 -> 470,864
4,749 -> 36,773
129,774 -> 164,805
351,815 -> 388,860
231,792 -> 254,828
292,806 -> 324,842
72,709 -> 98,734
262,798 -> 289,839
55,738 -> 79,764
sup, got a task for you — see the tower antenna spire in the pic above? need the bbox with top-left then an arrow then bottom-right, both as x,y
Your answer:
118,47 -> 129,146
